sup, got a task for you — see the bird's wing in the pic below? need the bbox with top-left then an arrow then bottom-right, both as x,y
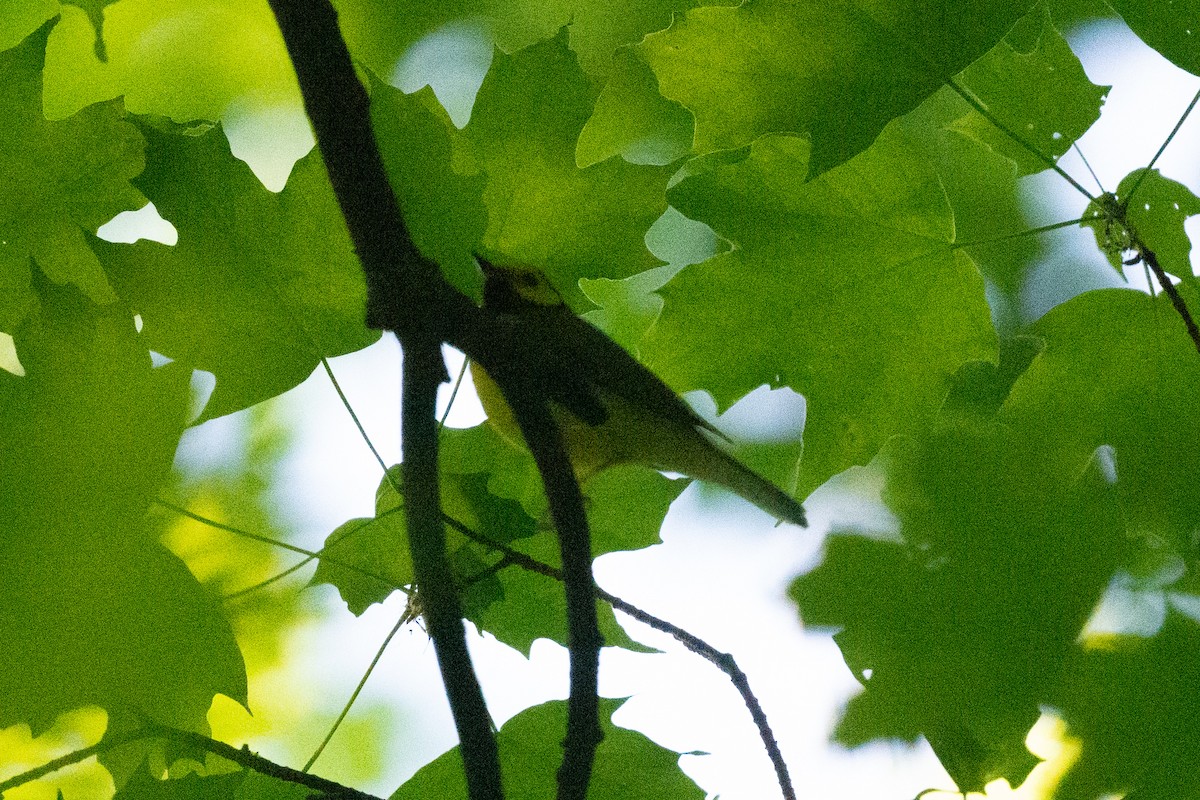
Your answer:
541,306 -> 733,443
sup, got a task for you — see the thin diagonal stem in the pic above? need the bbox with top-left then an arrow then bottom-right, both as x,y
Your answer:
1140,246 -> 1200,353
1126,86 -> 1200,204
439,355 -> 470,428
1073,143 -> 1105,194
951,217 -> 1086,250
156,500 -> 408,594
946,78 -> 1094,201
0,725 -> 383,800
223,557 -> 313,601
322,357 -> 393,475
304,613 -> 408,772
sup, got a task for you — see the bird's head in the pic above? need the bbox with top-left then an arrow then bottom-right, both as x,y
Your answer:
477,256 -> 566,311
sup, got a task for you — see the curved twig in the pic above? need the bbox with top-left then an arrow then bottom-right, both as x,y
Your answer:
0,724 -> 383,800
442,517 -> 797,800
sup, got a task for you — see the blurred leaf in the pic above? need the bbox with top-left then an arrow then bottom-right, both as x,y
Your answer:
94,122 -> 379,421
0,19 -> 144,331
334,0 -> 726,84
392,698 -> 704,799
648,130 -> 996,499
576,48 -> 692,168
898,86 -> 1043,300
115,769 -> 243,800
0,273 -> 244,735
639,0 -> 1036,175
1055,612 -> 1200,800
1001,285 -> 1200,541
793,423 -> 1126,793
952,10 -> 1109,175
41,0 -> 299,123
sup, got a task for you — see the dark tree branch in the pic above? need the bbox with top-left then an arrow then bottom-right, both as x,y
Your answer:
401,342 -> 504,800
0,724 -> 383,800
502,394 -> 603,800
265,3 -> 502,797
1140,246 -> 1200,354
443,518 -> 797,800
265,0 -> 441,334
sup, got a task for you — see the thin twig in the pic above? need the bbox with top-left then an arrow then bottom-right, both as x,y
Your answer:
222,557 -> 313,601
1126,87 -> 1200,205
0,729 -> 139,795
155,499 -> 409,593
1072,143 -> 1105,195
304,613 -> 409,772
946,78 -> 1094,201
951,217 -> 1085,250
0,725 -> 383,800
322,357 -> 394,473
1140,246 -> 1200,354
442,517 -> 797,800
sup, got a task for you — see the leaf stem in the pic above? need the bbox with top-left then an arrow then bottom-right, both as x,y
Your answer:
951,217 -> 1086,250
946,77 -> 1094,201
155,499 -> 409,594
304,613 -> 408,772
1125,86 -> 1200,205
1140,246 -> 1200,354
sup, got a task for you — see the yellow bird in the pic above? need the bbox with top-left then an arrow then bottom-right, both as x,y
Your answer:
469,258 -> 807,527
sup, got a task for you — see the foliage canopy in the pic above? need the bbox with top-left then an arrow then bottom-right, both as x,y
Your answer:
3,0 -> 1200,798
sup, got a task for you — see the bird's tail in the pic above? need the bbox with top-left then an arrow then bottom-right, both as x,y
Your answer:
686,440 -> 807,527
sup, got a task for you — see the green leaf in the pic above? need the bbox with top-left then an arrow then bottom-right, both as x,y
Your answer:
318,425 -> 675,652
94,122 -> 379,421
0,19 -> 145,331
369,78 -> 489,297
647,130 -> 996,499
60,0 -> 116,61
792,423 -> 1126,793
0,274 -> 245,734
464,29 -> 673,303
1106,0 -> 1200,76
1083,169 -> 1200,279
391,698 -> 704,799
0,0 -> 56,51
311,514 -> 411,616
115,769 -> 243,800
951,10 -> 1109,175
1054,612 -> 1200,800
41,0 -> 300,123
897,87 -> 1044,298
576,48 -> 692,168
1001,285 -> 1200,541
471,465 -> 679,655
336,0 -> 726,84
638,0 -> 1036,175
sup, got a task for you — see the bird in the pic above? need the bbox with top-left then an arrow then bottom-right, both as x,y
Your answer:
468,257 -> 807,527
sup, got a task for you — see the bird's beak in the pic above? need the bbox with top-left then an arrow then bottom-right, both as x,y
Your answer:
475,253 -> 500,276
